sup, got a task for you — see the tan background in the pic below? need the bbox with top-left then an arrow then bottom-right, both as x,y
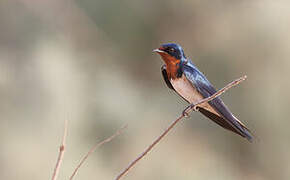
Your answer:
1,0 -> 289,179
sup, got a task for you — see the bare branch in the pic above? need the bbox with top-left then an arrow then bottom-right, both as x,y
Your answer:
183,75 -> 247,115
51,120 -> 68,180
69,124 -> 128,180
115,75 -> 247,180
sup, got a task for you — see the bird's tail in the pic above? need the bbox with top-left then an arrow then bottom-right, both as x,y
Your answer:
199,108 -> 253,142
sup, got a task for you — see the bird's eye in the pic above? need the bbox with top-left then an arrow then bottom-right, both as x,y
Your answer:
169,48 -> 175,53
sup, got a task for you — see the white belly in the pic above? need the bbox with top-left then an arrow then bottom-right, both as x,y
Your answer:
170,75 -> 220,116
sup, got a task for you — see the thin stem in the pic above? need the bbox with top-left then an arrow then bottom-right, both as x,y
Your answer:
184,75 -> 247,115
51,120 -> 68,180
69,124 -> 127,180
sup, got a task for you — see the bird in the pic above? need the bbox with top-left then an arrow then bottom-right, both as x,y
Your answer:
153,43 -> 253,141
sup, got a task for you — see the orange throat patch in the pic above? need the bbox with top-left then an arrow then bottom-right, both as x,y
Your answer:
159,53 -> 181,79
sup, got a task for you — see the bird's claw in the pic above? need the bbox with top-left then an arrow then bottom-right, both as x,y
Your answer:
182,104 -> 198,118
182,109 -> 190,118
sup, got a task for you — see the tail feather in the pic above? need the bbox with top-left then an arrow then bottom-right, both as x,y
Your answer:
199,107 -> 253,142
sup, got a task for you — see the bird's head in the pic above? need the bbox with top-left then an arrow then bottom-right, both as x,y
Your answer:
153,43 -> 186,65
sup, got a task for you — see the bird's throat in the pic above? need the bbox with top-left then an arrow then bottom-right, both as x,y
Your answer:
159,53 -> 181,79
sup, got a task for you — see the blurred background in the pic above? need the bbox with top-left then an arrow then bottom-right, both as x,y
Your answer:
1,0 -> 290,179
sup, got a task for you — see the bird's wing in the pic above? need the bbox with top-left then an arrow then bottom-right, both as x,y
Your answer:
161,65 -> 174,90
182,63 -> 253,141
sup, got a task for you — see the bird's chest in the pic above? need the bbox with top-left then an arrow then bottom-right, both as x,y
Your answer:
170,75 -> 203,104
170,75 -> 219,115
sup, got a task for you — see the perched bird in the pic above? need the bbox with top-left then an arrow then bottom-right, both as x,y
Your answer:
154,43 -> 253,141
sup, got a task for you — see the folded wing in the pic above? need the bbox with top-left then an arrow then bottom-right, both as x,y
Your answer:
182,63 -> 253,141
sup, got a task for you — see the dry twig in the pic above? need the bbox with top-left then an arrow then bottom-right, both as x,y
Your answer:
51,120 -> 68,180
115,75 -> 247,180
69,124 -> 128,180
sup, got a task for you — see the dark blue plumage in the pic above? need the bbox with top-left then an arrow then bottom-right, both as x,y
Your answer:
155,43 -> 253,141
159,43 -> 186,60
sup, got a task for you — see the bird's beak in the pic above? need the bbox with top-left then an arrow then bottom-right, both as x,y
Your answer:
153,48 -> 165,53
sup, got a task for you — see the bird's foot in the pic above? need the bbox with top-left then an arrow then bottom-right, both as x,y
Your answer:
182,109 -> 190,118
182,104 -> 198,118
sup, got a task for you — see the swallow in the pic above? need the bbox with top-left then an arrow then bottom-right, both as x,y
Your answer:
154,43 -> 253,141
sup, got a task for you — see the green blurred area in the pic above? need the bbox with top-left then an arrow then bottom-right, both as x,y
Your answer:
1,0 -> 290,179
